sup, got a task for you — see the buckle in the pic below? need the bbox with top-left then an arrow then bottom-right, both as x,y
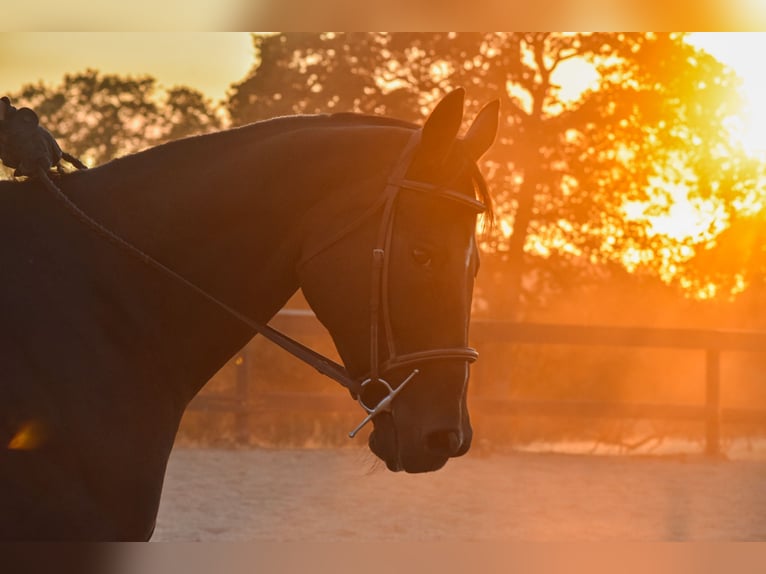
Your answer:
347,369 -> 420,438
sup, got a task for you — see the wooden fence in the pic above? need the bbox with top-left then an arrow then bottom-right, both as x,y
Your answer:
189,310 -> 766,455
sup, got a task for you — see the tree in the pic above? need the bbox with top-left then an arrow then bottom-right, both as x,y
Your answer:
228,33 -> 759,315
6,69 -> 223,168
450,33 -> 750,316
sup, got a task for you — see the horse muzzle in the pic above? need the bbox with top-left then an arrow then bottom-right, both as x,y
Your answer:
362,366 -> 473,473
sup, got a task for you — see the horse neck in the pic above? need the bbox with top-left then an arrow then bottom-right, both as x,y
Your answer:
59,119 -> 411,403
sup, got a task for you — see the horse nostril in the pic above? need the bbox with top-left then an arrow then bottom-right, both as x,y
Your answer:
425,429 -> 462,456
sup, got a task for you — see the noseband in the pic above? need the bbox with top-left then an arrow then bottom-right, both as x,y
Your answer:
42,127 -> 485,439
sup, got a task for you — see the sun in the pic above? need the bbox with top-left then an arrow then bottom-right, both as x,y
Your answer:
687,33 -> 766,157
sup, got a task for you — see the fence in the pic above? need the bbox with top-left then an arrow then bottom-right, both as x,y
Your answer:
470,321 -> 766,456
189,310 -> 766,455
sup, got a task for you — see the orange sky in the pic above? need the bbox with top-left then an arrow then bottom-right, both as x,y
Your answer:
5,1 -> 766,31
1,33 -> 255,104
4,32 -> 766,154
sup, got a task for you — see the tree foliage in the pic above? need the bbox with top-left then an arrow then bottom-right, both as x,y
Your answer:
4,38 -> 759,313
229,32 -> 757,313
6,69 -> 223,168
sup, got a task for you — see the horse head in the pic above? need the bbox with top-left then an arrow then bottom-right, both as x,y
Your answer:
299,89 -> 499,472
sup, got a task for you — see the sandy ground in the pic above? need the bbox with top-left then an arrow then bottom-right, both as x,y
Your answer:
153,445 -> 766,541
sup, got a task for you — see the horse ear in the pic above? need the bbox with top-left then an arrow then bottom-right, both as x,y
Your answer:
462,99 -> 500,160
420,88 -> 465,161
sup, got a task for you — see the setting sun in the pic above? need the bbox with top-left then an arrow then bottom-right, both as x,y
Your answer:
688,32 -> 766,157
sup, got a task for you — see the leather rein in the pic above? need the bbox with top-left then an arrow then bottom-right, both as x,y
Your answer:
37,128 -> 485,438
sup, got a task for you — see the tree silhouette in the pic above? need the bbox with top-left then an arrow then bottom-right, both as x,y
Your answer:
5,41 -> 752,313
6,69 -> 223,168
229,32 -> 754,314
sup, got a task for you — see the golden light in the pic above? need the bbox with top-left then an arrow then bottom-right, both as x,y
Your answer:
550,58 -> 600,106
4,1 -> 247,31
1,33 -> 254,105
687,33 -> 766,157
7,419 -> 46,450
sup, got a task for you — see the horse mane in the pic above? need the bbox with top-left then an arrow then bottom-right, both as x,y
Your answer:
328,112 -> 418,130
32,111 -> 494,225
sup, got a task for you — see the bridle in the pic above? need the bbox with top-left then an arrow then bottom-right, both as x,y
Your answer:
39,127 -> 486,439
299,129 -> 486,437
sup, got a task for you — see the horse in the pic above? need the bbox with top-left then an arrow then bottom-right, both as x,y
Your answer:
0,88 -> 499,540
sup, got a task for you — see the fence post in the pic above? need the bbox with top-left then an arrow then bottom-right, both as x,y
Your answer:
705,349 -> 721,457
235,344 -> 251,444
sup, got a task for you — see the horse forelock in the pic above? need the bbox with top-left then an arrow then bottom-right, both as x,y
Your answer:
465,152 -> 495,233
424,138 -> 496,234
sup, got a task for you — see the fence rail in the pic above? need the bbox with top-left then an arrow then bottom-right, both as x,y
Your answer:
189,311 -> 766,455
472,320 -> 766,352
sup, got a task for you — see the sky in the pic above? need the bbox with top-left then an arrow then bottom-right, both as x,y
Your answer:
3,32 -> 766,152
686,32 -> 766,156
1,33 -> 256,104
3,37 -> 754,150
1,34 -> 762,108
5,1 -> 766,31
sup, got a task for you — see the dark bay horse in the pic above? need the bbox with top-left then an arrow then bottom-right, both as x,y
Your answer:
0,89 -> 498,540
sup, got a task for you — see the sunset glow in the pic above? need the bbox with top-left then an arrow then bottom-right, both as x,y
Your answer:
1,33 -> 254,104
4,32 -> 766,299
688,33 -> 766,157
5,27 -> 766,548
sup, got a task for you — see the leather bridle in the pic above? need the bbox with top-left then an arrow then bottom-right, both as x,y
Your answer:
299,129 -> 486,437
40,127 -> 486,439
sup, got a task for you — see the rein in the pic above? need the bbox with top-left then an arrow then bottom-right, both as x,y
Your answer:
35,127 -> 485,439
34,167 -> 357,391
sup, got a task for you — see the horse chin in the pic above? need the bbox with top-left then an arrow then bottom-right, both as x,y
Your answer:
368,420 -> 403,472
368,416 -> 451,473
402,454 -> 450,474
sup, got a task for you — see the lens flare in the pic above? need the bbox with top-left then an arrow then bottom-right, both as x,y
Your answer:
7,420 -> 46,450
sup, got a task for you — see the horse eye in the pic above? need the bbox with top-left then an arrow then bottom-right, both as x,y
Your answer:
412,248 -> 433,267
